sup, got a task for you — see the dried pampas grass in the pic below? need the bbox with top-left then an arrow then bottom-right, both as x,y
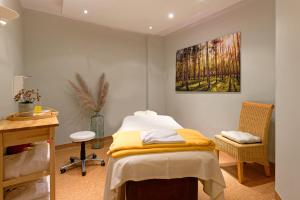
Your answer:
96,74 -> 109,112
69,73 -> 109,113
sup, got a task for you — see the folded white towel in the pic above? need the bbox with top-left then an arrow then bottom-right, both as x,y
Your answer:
4,142 -> 49,180
4,178 -> 49,200
134,110 -> 158,116
221,131 -> 261,144
141,129 -> 185,144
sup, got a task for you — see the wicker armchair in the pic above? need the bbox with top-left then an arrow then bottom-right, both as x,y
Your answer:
214,101 -> 274,183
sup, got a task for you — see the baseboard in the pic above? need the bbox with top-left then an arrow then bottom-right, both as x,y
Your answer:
275,191 -> 281,200
55,136 -> 112,150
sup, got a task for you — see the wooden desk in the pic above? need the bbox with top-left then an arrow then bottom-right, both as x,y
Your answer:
0,117 -> 59,200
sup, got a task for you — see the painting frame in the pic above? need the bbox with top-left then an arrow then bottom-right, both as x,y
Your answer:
175,32 -> 241,92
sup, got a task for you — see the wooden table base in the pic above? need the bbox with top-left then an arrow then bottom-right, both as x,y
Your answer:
126,177 -> 198,200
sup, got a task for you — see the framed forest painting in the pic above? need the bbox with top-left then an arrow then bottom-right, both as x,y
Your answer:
176,32 -> 241,92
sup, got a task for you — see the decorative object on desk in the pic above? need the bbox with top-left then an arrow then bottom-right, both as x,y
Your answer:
34,105 -> 43,113
176,32 -> 241,92
69,73 -> 109,149
18,103 -> 34,115
14,89 -> 41,115
7,107 -> 58,121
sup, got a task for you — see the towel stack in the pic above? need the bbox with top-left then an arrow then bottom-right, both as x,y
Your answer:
4,177 -> 49,200
141,129 -> 185,144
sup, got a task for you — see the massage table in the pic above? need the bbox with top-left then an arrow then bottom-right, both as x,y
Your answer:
103,115 -> 225,200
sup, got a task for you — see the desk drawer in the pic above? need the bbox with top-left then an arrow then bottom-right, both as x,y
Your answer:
3,128 -> 49,147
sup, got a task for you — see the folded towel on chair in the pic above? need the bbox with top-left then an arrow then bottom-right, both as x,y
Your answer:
141,129 -> 185,144
221,131 -> 261,144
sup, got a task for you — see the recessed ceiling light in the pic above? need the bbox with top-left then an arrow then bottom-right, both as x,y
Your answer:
149,26 -> 153,30
0,18 -> 7,26
84,9 -> 88,14
168,13 -> 174,19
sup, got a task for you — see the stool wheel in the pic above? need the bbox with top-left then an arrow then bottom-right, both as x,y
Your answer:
92,153 -> 97,159
60,168 -> 66,174
100,160 -> 105,166
70,157 -> 75,163
82,171 -> 86,176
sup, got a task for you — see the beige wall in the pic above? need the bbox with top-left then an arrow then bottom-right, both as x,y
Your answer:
275,0 -> 300,199
23,9 -> 151,144
163,0 -> 276,162
0,0 -> 24,118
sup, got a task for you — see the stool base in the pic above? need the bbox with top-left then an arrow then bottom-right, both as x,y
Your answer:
60,141 -> 105,176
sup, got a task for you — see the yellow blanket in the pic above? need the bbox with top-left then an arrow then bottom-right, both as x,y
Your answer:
108,129 -> 215,158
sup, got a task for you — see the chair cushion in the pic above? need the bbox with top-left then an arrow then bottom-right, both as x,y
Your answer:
70,131 -> 95,142
221,131 -> 261,144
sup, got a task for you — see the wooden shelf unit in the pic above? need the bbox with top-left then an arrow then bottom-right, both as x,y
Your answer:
0,117 -> 59,200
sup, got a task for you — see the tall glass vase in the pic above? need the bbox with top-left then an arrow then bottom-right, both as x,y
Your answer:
90,112 -> 104,149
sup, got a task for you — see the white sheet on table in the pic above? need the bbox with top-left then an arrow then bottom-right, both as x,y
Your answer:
104,115 -> 225,200
104,151 -> 225,200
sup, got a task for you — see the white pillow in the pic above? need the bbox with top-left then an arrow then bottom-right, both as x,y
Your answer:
134,110 -> 157,116
221,131 -> 261,144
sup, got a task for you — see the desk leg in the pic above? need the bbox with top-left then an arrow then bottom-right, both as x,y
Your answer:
49,128 -> 56,200
0,134 -> 3,200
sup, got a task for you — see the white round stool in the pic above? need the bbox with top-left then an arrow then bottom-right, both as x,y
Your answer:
60,131 -> 105,176
70,131 -> 95,142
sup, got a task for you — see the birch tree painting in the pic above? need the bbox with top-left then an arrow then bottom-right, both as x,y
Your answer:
176,32 -> 241,92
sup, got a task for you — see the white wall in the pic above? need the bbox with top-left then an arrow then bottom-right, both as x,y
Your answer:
147,36 -> 166,114
0,0 -> 24,118
164,0 -> 276,162
23,9 -> 150,144
275,0 -> 300,199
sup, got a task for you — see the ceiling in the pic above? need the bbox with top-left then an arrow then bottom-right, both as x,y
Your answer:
19,0 -> 244,35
